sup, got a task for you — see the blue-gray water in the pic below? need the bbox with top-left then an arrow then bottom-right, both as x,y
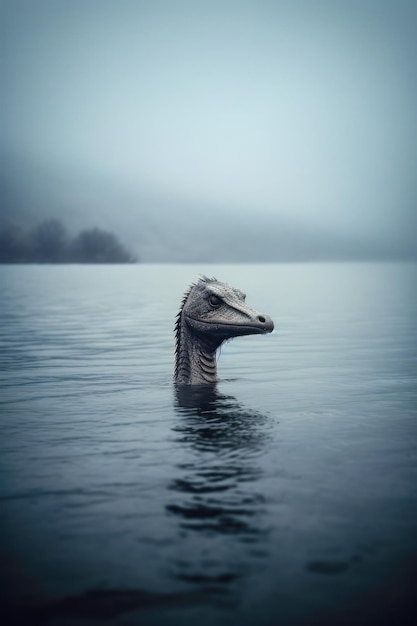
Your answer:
1,263 -> 416,625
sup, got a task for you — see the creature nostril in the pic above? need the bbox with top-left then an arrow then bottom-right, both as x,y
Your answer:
258,315 -> 266,323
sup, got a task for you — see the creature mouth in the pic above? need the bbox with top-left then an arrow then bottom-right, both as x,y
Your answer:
218,322 -> 274,335
187,317 -> 274,336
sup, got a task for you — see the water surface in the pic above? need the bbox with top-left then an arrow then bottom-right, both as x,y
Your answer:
1,263 -> 416,625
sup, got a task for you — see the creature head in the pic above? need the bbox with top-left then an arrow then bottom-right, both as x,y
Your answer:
176,276 -> 274,349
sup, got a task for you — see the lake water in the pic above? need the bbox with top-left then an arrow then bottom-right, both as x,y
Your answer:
1,263 -> 416,625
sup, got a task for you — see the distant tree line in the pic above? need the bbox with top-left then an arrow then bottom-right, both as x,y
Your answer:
0,219 -> 138,263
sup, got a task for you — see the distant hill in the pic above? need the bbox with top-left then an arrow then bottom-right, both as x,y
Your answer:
1,154 -> 415,262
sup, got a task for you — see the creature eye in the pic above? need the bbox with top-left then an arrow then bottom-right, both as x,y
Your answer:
209,294 -> 222,307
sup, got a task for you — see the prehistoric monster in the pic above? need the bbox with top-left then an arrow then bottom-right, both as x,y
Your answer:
175,276 -> 274,384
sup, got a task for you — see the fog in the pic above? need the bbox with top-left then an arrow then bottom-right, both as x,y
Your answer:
1,0 -> 416,261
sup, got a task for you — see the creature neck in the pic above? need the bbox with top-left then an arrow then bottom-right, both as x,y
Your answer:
175,319 -> 219,385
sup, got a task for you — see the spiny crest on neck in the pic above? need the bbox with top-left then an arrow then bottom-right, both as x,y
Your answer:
174,275 -> 217,374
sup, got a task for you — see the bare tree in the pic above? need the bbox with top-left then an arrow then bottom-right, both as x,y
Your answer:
70,227 -> 137,263
0,223 -> 29,262
32,219 -> 69,262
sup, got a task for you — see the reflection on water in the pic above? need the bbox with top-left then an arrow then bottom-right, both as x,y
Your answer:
174,384 -> 269,453
167,386 -> 270,591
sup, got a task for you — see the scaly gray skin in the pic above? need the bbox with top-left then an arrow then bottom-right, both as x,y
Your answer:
175,276 -> 274,385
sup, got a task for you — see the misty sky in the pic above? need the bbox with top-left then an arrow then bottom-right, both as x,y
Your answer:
1,0 -> 416,252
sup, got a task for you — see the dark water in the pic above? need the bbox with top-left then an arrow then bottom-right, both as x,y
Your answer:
1,263 -> 416,625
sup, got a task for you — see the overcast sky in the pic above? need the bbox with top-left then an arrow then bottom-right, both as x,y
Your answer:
1,0 -> 416,253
